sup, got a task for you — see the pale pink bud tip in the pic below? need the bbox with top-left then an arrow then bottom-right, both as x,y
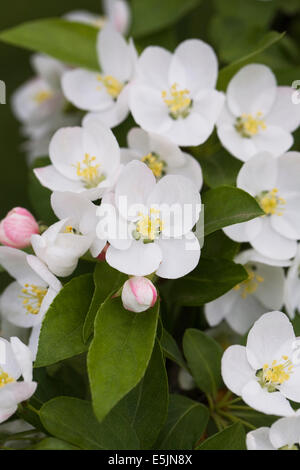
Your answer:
122,277 -> 157,313
0,207 -> 39,249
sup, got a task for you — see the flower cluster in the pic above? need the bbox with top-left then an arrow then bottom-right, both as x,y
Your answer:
2,0 -> 300,451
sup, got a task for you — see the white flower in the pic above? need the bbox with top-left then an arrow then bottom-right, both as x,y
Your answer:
178,369 -> 195,391
98,160 -> 201,278
129,40 -> 225,146
285,244 -> 300,319
33,117 -> 121,201
65,0 -> 131,35
12,54 -> 67,127
205,249 -> 286,334
224,151 -> 300,261
62,25 -> 137,128
121,276 -> 157,313
0,336 -> 37,424
247,415 -> 300,450
51,190 -> 106,258
0,247 -> 61,329
217,64 -> 300,162
222,311 -> 300,417
121,128 -> 203,190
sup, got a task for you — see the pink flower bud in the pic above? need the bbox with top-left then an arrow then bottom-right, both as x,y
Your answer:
0,207 -> 39,249
122,277 -> 157,313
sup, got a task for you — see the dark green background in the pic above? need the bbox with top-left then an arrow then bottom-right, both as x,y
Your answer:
0,1 -> 101,218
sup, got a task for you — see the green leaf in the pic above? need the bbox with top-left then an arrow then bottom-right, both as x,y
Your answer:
31,438 -> 80,450
217,31 -> 285,91
197,423 -> 246,450
156,394 -> 209,450
35,274 -> 94,368
183,329 -> 223,398
88,297 -> 159,422
83,262 -> 127,343
40,397 -> 139,450
0,18 -> 98,70
28,158 -> 56,225
116,341 -> 169,449
201,230 -> 239,260
160,328 -> 186,369
203,185 -> 264,236
131,0 -> 201,37
199,148 -> 242,188
163,257 -> 247,306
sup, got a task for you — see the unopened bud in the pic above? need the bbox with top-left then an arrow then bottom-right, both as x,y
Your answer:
121,276 -> 157,313
0,207 -> 39,249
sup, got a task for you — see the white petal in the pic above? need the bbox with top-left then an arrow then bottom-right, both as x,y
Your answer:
217,124 -> 257,162
127,127 -> 151,155
106,241 -> 162,276
168,152 -> 203,191
62,69 -> 113,112
31,54 -> 66,90
252,263 -> 285,310
276,151 -> 300,193
223,218 -> 262,243
0,338 -> 21,380
97,25 -> 133,81
115,160 -> 156,219
34,166 -> 83,193
246,311 -> 295,370
10,337 -> 33,382
104,0 -> 131,35
0,382 -> 37,409
29,324 -> 42,361
269,416 -> 300,449
193,89 -> 225,127
237,151 -> 278,196
252,125 -> 293,157
136,46 -> 172,90
226,294 -> 267,335
164,111 -> 214,147
156,233 -> 200,279
172,39 -> 218,93
148,175 -> 201,237
227,64 -> 277,116
242,380 -> 294,417
271,194 -> 300,240
246,427 -> 275,450
0,247 -> 44,287
268,87 -> 300,133
120,148 -> 140,165
0,406 -> 17,424
251,217 -> 297,260
205,290 -> 237,327
26,255 -> 62,292
280,364 -> 300,403
148,133 -> 185,168
51,191 -> 97,235
221,345 -> 255,395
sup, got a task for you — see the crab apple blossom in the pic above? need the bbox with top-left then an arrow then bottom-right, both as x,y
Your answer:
33,117 -> 121,201
284,244 -> 300,319
217,64 -> 300,162
129,40 -> 225,146
121,128 -> 203,190
0,208 -> 39,249
65,0 -> 131,35
121,276 -> 157,313
0,247 -> 61,329
224,151 -> 300,261
62,25 -> 137,128
0,337 -> 37,424
98,160 -> 201,278
247,415 -> 300,450
205,249 -> 286,335
222,311 -> 300,417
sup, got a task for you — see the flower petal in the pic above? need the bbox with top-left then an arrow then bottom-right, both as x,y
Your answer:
0,247 -> 44,287
136,46 -> 172,90
247,427 -> 275,450
221,344 -> 255,395
237,151 -> 278,196
269,416 -> 300,448
242,380 -> 295,417
156,233 -> 200,279
33,166 -> 83,193
268,87 -> 300,133
106,241 -> 162,276
168,152 -> 203,191
10,337 -> 33,382
251,217 -> 297,260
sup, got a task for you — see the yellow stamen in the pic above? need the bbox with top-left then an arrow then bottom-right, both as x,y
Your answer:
258,188 -> 286,216
234,266 -> 264,299
76,153 -> 105,189
257,355 -> 293,392
162,83 -> 192,119
20,283 -> 47,316
0,368 -> 15,388
235,112 -> 267,138
34,90 -> 52,104
141,153 -> 166,178
64,225 -> 74,234
97,75 -> 124,99
134,208 -> 164,243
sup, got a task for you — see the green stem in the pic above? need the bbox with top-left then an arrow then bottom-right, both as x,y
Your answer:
218,410 -> 256,430
26,403 -> 40,416
228,405 -> 253,411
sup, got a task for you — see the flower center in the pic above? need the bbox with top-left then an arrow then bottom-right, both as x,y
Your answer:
162,83 -> 192,119
141,153 -> 166,179
97,75 -> 124,100
76,153 -> 106,189
34,90 -> 53,104
0,368 -> 15,388
235,112 -> 267,138
20,284 -> 47,315
92,16 -> 106,29
256,356 -> 293,392
133,208 -> 164,243
233,266 -> 264,299
257,188 -> 286,216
